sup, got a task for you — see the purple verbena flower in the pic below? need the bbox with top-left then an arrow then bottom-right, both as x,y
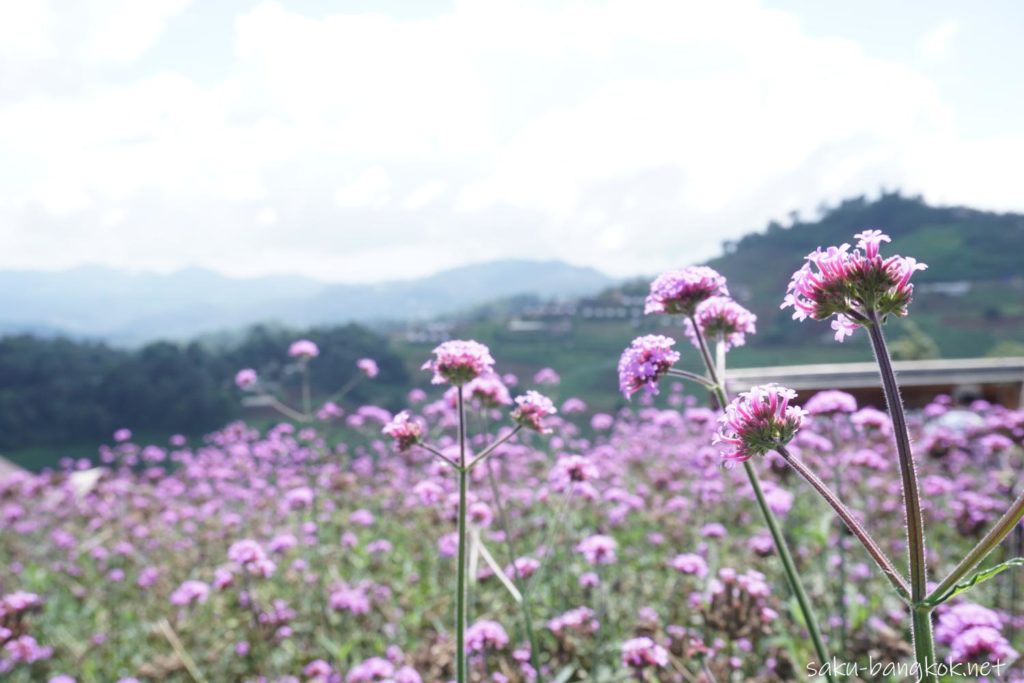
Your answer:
382,411 -> 423,452
234,368 -> 258,389
781,230 -> 927,341
645,266 -> 728,316
511,391 -> 557,432
356,358 -> 379,378
465,619 -> 509,652
715,384 -> 806,461
288,339 -> 319,359
421,340 -> 495,386
621,636 -> 669,669
576,534 -> 618,565
684,296 -> 756,351
618,335 -> 680,398
804,390 -> 858,415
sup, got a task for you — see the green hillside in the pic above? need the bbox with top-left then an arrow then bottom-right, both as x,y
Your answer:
393,193 -> 1024,407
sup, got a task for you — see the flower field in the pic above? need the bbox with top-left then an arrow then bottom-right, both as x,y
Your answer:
2,231 -> 1023,682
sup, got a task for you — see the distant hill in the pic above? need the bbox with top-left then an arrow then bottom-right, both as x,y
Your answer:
704,191 -> 1024,360
414,193 -> 1024,409
0,260 -> 613,345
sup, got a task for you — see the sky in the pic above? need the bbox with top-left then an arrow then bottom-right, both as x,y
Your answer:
2,0 -> 1023,283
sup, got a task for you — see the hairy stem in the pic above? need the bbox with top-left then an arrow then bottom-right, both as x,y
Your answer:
866,311 -> 935,680
777,445 -> 910,600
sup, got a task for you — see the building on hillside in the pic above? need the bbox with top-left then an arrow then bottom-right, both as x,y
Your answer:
726,357 -> 1024,409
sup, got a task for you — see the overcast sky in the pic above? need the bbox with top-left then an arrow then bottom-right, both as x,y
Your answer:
2,0 -> 1023,283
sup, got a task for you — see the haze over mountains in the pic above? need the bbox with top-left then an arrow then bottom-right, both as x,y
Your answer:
0,260 -> 614,345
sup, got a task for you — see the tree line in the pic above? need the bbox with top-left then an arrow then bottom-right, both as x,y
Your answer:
0,324 -> 410,451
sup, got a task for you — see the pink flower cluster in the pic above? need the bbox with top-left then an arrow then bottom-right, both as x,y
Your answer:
621,636 -> 669,669
716,384 -> 806,461
683,296 -> 757,350
227,539 -> 276,577
935,603 -> 1018,665
575,534 -> 618,565
617,335 -> 680,398
288,339 -> 320,359
548,606 -> 599,635
234,368 -> 258,389
781,230 -> 928,341
464,619 -> 509,653
382,412 -> 423,453
421,340 -> 495,386
356,358 -> 379,378
644,266 -> 729,315
803,389 -> 858,415
511,391 -> 557,432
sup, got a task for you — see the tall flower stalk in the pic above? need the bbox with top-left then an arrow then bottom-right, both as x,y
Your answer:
865,310 -> 936,676
621,270 -> 835,680
777,228 -> 1024,678
689,318 -> 835,680
388,340 -> 556,683
455,386 -> 469,682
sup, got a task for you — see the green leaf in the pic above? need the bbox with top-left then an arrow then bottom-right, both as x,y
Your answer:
925,557 -> 1024,607
551,666 -> 577,683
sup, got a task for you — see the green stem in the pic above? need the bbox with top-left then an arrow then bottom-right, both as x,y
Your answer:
865,311 -> 935,680
687,317 -> 834,681
301,363 -> 312,418
456,387 -> 468,683
482,416 -> 541,676
777,445 -> 910,600
926,489 -> 1024,604
745,459 -> 834,680
832,423 -> 849,655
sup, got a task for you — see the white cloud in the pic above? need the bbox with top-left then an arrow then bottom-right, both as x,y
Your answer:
0,1 -> 1017,282
335,168 -> 392,209
917,20 -> 960,62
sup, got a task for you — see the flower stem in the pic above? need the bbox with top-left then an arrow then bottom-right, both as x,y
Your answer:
456,386 -> 468,683
687,317 -> 834,680
481,414 -> 542,676
466,426 -> 522,470
926,489 -> 1024,605
301,362 -> 312,418
865,311 -> 936,680
831,422 -> 849,654
776,445 -> 910,600
744,459 -> 834,679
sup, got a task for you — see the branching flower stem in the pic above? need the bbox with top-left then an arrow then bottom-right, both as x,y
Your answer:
687,315 -> 834,681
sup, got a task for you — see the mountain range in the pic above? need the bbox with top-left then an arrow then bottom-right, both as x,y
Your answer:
0,260 -> 614,345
